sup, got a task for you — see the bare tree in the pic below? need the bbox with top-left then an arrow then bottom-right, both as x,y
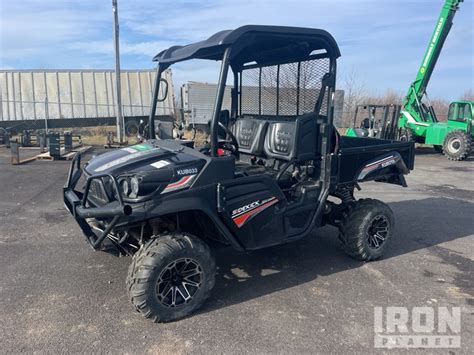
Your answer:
460,89 -> 474,101
430,98 -> 450,121
341,68 -> 366,111
339,68 -> 366,127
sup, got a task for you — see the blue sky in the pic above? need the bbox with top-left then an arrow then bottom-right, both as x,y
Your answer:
0,0 -> 472,100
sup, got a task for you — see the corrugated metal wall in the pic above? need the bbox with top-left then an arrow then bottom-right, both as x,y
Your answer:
0,69 -> 174,122
181,82 -> 231,125
181,81 -> 345,126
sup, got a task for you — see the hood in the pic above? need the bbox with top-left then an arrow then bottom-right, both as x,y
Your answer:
85,142 -> 175,175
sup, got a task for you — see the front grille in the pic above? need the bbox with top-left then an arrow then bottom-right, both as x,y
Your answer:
88,179 -> 109,206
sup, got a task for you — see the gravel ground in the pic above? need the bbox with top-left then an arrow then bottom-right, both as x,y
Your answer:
0,146 -> 472,354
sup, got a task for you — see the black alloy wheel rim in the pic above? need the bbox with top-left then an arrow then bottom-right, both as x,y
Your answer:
156,258 -> 203,307
366,215 -> 389,250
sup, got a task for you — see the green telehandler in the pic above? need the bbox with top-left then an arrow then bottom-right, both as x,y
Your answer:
347,0 -> 473,160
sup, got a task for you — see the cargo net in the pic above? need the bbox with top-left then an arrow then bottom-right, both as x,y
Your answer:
240,58 -> 330,118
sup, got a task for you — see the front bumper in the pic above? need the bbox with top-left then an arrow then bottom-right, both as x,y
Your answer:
63,154 -> 133,249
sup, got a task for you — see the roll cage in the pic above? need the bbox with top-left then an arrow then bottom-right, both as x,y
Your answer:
148,25 -> 341,157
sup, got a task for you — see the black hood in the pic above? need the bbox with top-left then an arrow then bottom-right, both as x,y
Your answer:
85,142 -> 175,175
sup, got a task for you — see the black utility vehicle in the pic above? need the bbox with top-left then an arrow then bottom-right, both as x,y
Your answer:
64,26 -> 415,322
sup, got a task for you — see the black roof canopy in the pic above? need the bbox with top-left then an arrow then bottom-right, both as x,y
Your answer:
153,25 -> 341,68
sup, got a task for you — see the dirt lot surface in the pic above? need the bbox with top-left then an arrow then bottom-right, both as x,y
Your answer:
0,146 -> 472,353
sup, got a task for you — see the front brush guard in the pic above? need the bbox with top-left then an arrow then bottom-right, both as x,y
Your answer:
63,153 -> 132,249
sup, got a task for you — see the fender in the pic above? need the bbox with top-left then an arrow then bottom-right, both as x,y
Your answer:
144,195 -> 245,251
356,152 -> 409,187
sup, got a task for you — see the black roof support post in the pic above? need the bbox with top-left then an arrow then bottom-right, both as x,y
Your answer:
276,65 -> 280,116
231,70 -> 239,120
296,61 -> 301,116
210,47 -> 231,157
258,67 -> 262,117
148,65 -> 164,139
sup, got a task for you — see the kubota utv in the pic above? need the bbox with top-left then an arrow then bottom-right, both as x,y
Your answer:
64,26 -> 415,323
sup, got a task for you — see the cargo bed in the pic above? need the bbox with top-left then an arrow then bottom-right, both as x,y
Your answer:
331,136 -> 415,187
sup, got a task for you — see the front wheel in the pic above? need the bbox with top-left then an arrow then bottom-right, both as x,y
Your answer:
442,130 -> 472,161
338,199 -> 395,261
127,233 -> 216,322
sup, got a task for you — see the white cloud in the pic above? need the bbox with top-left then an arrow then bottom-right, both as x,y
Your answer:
0,0 -> 472,100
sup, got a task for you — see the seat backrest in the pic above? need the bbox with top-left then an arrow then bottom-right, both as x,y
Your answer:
264,113 -> 319,161
232,118 -> 268,156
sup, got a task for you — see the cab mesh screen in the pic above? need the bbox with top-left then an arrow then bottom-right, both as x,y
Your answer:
240,58 -> 330,117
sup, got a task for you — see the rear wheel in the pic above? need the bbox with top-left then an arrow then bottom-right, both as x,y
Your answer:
442,130 -> 472,161
338,199 -> 394,261
127,233 -> 215,322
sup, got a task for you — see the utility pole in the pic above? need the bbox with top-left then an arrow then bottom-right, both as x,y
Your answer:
112,0 -> 125,143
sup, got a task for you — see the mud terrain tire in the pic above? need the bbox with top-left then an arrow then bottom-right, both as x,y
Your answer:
339,199 -> 394,261
127,233 -> 215,322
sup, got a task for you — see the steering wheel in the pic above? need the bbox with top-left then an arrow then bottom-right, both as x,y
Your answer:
217,122 -> 239,159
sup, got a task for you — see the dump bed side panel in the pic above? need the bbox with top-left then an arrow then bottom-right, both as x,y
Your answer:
333,136 -> 415,186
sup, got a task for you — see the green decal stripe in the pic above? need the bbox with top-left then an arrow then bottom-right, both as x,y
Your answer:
130,144 -> 152,151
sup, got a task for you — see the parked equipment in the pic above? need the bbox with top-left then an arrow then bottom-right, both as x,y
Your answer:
3,129 -> 12,148
345,0 -> 473,161
48,132 -> 61,158
10,130 -> 86,164
346,104 -> 401,140
64,25 -> 415,323
399,0 -> 472,160
0,127 -> 6,145
18,130 -> 47,148
104,131 -> 129,149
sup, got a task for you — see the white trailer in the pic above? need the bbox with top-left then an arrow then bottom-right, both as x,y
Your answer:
180,82 -> 231,127
0,69 -> 175,132
180,81 -> 344,128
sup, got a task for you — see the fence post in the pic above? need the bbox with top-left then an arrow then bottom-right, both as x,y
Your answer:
31,72 -> 37,119
18,72 -> 24,120
44,97 -> 49,132
12,72 -> 17,121
112,0 -> 125,143
56,72 -> 62,118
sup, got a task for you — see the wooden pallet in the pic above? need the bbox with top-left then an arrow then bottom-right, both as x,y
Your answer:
18,146 -> 44,150
11,155 -> 38,165
36,145 -> 92,161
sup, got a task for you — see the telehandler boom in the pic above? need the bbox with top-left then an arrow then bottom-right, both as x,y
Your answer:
399,0 -> 473,160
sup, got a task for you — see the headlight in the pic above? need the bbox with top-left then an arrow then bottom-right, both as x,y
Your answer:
120,178 -> 130,196
118,175 -> 141,199
130,176 -> 139,197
